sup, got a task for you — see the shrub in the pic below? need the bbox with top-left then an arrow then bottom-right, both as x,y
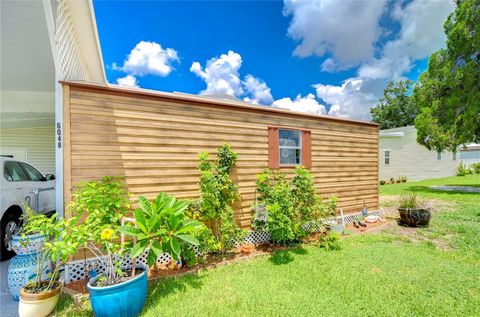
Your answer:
197,144 -> 245,253
470,162 -> 480,174
456,162 -> 471,176
319,231 -> 341,251
256,167 -> 337,244
380,180 -> 386,185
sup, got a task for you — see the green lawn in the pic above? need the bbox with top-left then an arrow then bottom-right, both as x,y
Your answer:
58,174 -> 480,317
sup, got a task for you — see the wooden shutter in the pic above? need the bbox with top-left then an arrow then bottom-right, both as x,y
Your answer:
302,130 -> 312,169
268,127 -> 279,169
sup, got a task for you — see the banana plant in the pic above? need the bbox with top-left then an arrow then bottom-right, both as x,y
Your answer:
118,192 -> 203,270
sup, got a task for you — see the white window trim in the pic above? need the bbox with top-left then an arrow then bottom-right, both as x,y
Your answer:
278,129 -> 302,166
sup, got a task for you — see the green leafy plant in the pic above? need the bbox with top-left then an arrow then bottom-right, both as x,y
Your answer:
22,213 -> 82,293
456,162 -> 472,176
256,168 -> 338,244
118,192 -> 203,271
69,176 -> 130,242
197,144 -> 246,253
399,193 -> 425,209
319,231 -> 342,251
471,163 -> 480,174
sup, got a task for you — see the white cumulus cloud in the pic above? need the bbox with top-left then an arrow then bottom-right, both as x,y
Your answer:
116,75 -> 139,87
242,75 -> 273,105
284,0 -> 387,71
115,41 -> 179,77
315,78 -> 385,121
304,0 -> 455,119
273,93 -> 326,115
358,0 -> 455,80
190,50 -> 244,96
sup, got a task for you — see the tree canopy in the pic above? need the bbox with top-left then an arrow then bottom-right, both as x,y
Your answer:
370,80 -> 419,130
413,0 -> 479,152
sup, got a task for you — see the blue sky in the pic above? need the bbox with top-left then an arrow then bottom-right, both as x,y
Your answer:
94,0 -> 454,120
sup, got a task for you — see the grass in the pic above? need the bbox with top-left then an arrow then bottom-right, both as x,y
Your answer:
57,174 -> 480,317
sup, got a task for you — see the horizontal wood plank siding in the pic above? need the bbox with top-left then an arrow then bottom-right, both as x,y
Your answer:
64,83 -> 379,228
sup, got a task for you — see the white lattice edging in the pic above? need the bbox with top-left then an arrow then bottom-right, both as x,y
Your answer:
65,210 -> 381,283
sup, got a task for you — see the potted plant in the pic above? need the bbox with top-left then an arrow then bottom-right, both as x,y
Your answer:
7,206 -> 50,301
18,213 -> 81,317
86,192 -> 203,317
398,193 -> 431,227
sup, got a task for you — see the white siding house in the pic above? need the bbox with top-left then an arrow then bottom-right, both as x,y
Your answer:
379,126 -> 458,181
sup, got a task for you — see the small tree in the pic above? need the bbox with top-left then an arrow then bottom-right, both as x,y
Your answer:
198,144 -> 245,252
370,80 -> 419,130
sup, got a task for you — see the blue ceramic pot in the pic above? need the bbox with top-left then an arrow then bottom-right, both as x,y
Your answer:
8,252 -> 50,301
11,233 -> 45,255
87,266 -> 148,317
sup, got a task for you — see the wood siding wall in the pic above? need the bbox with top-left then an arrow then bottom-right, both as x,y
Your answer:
63,83 -> 379,228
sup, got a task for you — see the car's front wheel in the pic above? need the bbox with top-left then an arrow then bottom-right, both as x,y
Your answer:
0,211 -> 20,261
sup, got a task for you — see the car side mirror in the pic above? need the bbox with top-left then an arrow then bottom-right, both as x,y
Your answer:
45,174 -> 55,181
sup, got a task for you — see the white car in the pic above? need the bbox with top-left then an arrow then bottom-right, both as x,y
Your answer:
0,157 -> 55,260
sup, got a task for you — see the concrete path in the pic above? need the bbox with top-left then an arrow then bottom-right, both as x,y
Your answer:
430,185 -> 480,193
0,260 -> 19,317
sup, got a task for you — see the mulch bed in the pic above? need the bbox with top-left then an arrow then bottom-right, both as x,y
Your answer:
63,243 -> 292,296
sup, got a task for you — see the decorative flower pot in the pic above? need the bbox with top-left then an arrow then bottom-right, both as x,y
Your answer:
18,281 -> 61,317
8,252 -> 50,301
11,233 -> 45,255
87,265 -> 148,317
398,208 -> 431,227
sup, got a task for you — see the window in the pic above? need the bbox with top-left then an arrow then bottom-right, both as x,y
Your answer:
4,161 -> 28,182
384,150 -> 390,165
437,151 -> 442,160
279,129 -> 301,165
452,152 -> 456,161
268,127 -> 311,169
20,162 -> 44,181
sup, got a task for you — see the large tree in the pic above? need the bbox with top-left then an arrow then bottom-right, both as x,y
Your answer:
370,80 -> 419,130
413,0 -> 479,152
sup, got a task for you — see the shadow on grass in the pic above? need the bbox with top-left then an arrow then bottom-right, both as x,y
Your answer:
145,273 -> 204,309
268,247 -> 308,265
406,186 -> 478,196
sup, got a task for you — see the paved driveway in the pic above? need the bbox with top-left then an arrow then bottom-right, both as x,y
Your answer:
1,260 -> 19,317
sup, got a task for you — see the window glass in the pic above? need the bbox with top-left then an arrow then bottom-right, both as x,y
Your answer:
452,152 -> 456,161
384,151 -> 390,165
437,151 -> 442,160
20,163 -> 44,181
279,129 -> 301,165
4,162 -> 28,181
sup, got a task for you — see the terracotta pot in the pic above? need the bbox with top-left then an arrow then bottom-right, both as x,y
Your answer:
19,281 -> 61,317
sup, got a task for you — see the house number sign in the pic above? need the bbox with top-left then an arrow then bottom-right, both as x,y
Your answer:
57,122 -> 62,149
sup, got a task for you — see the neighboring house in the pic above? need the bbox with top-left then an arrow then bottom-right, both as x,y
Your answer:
1,0 -> 105,214
379,126 -> 461,181
458,143 -> 480,166
61,81 -> 380,227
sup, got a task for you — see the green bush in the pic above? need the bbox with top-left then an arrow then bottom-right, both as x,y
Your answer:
470,162 -> 480,174
256,167 -> 337,244
456,162 -> 472,176
197,144 -> 245,253
319,231 -> 342,251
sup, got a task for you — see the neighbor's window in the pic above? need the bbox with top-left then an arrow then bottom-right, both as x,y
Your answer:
279,129 -> 302,165
384,150 -> 390,165
437,151 -> 442,160
452,152 -> 456,161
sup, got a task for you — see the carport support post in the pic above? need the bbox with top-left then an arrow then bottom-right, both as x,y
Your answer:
55,78 -> 64,218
